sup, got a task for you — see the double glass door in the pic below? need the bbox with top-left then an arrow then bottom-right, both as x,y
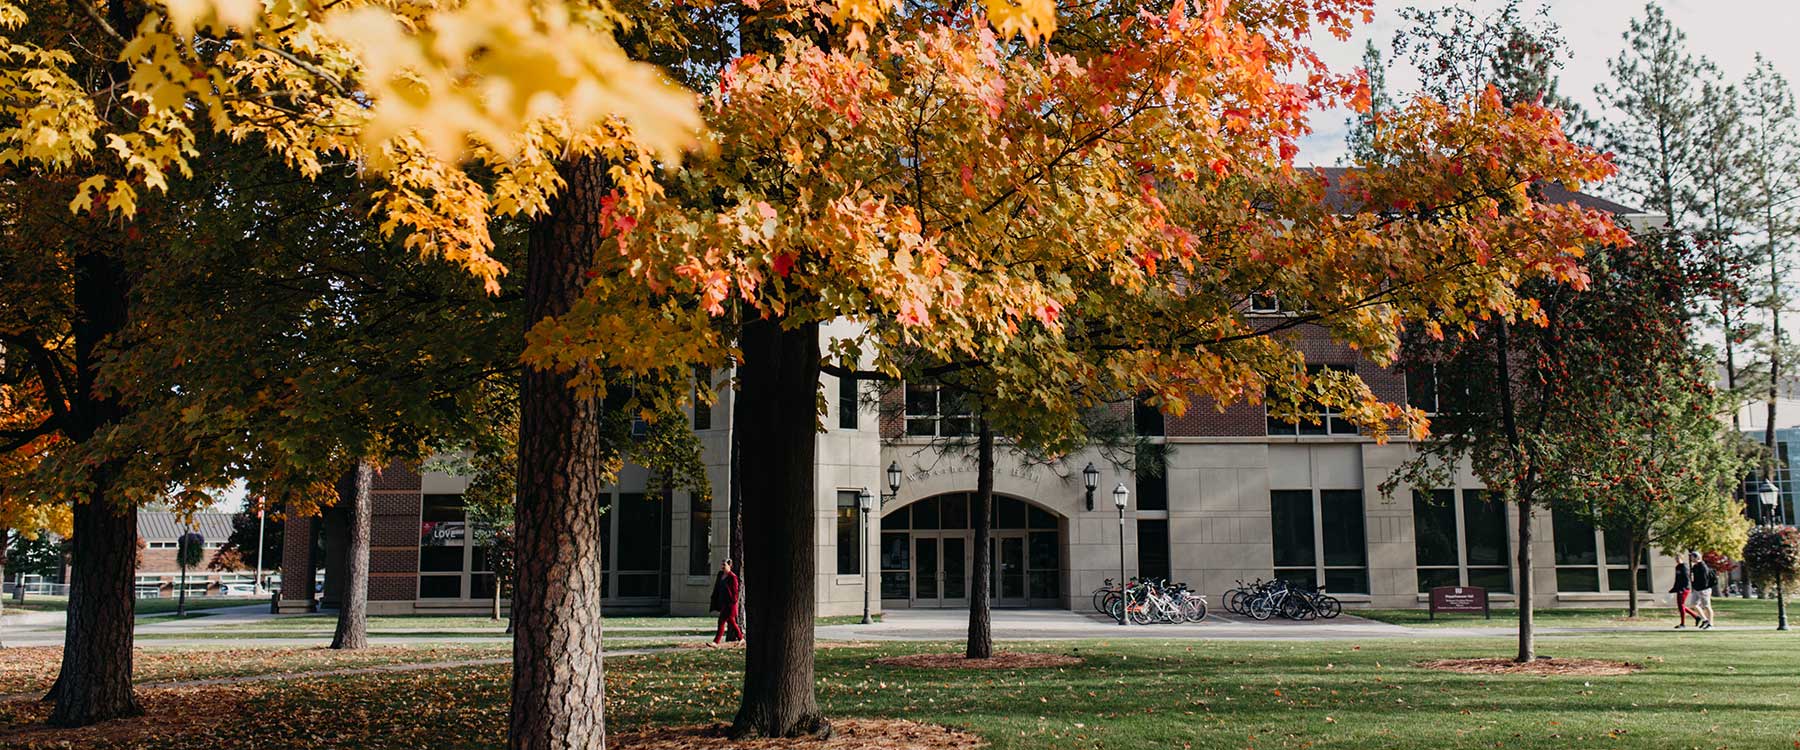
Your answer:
990,533 -> 1028,606
911,534 -> 968,607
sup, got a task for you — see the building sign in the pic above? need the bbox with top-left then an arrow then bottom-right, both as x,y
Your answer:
1428,586 -> 1489,620
421,521 -> 466,546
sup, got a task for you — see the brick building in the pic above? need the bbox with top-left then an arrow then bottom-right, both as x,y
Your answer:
136,511 -> 241,597
279,183 -> 1677,617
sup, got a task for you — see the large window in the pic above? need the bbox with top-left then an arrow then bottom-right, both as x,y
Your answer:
692,370 -> 712,430
1270,489 -> 1368,593
904,384 -> 972,437
1413,489 -> 1512,593
1404,364 -> 1438,415
1136,519 -> 1170,581
418,493 -> 494,599
838,376 -> 859,430
688,491 -> 712,576
1133,397 -> 1165,436
878,495 -> 1060,603
1266,365 -> 1359,437
836,490 -> 861,574
1135,462 -> 1168,511
611,492 -> 664,599
1552,510 -> 1647,593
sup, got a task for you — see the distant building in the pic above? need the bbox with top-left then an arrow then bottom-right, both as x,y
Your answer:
135,511 -> 243,597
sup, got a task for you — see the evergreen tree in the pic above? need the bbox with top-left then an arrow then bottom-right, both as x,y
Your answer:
1739,57 -> 1800,506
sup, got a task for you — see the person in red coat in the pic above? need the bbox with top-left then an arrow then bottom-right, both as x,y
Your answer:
710,559 -> 743,645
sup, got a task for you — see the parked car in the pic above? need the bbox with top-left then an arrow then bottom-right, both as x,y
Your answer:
221,583 -> 259,596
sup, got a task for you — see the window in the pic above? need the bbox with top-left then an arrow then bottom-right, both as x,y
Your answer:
1133,397 -> 1165,436
1135,463 -> 1168,511
1404,364 -> 1438,415
1250,292 -> 1282,313
613,492 -> 663,598
1270,489 -> 1368,593
904,384 -> 972,437
1552,510 -> 1646,594
1266,365 -> 1359,437
420,493 -> 488,599
1413,489 -> 1512,593
148,541 -> 177,550
838,376 -> 859,430
836,490 -> 861,575
688,492 -> 712,576
692,371 -> 712,430
1136,519 -> 1170,581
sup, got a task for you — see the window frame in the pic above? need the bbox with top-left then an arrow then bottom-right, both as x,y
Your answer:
903,383 -> 973,438
1270,488 -> 1370,594
836,490 -> 862,575
1412,488 -> 1513,593
1265,364 -> 1360,437
838,375 -> 859,430
1551,509 -> 1647,594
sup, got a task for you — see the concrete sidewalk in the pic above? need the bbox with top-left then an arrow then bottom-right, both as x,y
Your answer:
815,607 -> 1421,641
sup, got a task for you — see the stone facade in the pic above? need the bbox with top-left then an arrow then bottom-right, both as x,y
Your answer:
278,322 -> 1676,616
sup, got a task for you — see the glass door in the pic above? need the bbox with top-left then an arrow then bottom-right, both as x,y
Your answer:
911,533 -> 971,607
990,533 -> 1028,606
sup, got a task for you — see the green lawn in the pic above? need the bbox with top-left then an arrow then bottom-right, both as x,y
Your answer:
0,596 -> 262,617
5,631 -> 1798,748
1357,596 -> 1788,628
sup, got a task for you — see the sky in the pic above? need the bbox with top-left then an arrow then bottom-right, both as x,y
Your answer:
1296,0 -> 1800,177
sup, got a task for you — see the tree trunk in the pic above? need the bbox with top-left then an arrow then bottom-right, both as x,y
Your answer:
730,317 -> 827,740
1494,319 -> 1535,663
48,238 -> 139,725
48,499 -> 141,725
1767,230 -> 1783,524
492,559 -> 503,621
508,157 -> 615,750
177,560 -> 187,617
727,414 -> 746,641
331,461 -> 373,650
967,420 -> 994,659
1626,537 -> 1641,619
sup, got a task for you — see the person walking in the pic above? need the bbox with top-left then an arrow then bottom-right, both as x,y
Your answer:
710,559 -> 743,645
1670,555 -> 1706,629
1689,551 -> 1716,629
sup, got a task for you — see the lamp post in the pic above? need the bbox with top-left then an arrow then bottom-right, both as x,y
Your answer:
1754,479 -> 1788,631
1113,482 -> 1130,626
1083,463 -> 1100,511
859,488 -> 876,625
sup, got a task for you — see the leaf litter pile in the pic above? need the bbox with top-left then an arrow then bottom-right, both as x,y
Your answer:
870,652 -> 1082,670
611,719 -> 983,749
1415,657 -> 1644,676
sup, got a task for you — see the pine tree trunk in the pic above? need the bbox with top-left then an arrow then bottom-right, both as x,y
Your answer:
730,317 -> 827,740
331,461 -> 373,650
967,420 -> 994,659
48,498 -> 141,726
508,157 -> 614,750
1767,230 -> 1783,524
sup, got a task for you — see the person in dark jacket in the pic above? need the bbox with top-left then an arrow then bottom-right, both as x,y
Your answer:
710,559 -> 743,645
1670,557 -> 1707,629
1688,551 -> 1716,629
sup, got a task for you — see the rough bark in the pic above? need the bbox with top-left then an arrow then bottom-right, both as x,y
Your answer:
727,420 -> 746,640
47,240 -> 140,725
48,499 -> 141,725
508,157 -> 614,750
966,420 -> 994,659
331,461 -> 373,650
730,317 -> 827,739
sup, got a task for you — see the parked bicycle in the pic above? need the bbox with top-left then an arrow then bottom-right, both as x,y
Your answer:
1224,578 -> 1341,621
1106,577 -> 1207,624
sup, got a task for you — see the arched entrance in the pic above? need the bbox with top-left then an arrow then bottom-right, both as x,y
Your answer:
879,493 -> 1065,608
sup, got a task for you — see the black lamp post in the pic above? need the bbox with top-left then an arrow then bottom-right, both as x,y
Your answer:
1114,481 -> 1130,625
858,488 -> 876,625
1083,462 -> 1100,511
1753,479 -> 1789,631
